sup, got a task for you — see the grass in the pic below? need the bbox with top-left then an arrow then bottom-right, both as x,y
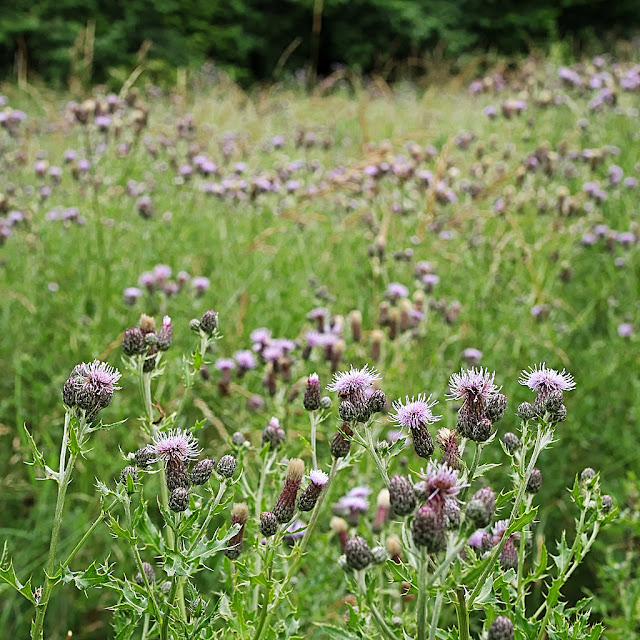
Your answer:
0,58 -> 639,637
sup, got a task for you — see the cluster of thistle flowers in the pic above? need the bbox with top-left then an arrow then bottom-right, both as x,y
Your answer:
120,429 -> 237,514
122,313 -> 173,372
122,264 -> 212,305
62,360 -> 122,421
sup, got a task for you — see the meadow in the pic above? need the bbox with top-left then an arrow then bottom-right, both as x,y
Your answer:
0,54 -> 639,639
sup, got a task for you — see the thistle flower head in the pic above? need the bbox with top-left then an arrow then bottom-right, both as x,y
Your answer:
421,461 -> 465,516
67,360 -> 121,413
447,367 -> 499,404
152,429 -> 202,464
519,363 -> 576,393
327,364 -> 380,395
309,469 -> 329,487
389,394 -> 440,430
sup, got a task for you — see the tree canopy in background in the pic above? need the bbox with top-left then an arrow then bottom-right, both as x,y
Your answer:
0,0 -> 639,86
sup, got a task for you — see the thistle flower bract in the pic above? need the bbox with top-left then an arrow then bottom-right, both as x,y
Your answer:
488,616 -> 514,640
297,469 -> 329,512
447,368 -> 499,438
344,536 -> 372,570
303,372 -> 322,411
273,458 -> 305,523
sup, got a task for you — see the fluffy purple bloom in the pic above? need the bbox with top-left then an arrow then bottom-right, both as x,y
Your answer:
386,282 -> 409,300
327,365 -> 381,395
309,469 -> 329,487
153,264 -> 172,283
250,327 -> 271,344
152,429 -> 202,463
215,358 -> 236,372
123,287 -> 142,305
462,348 -> 483,365
389,394 -> 440,431
234,350 -> 257,370
519,364 -> 575,394
448,368 -> 499,404
192,276 -> 210,294
617,323 -> 633,338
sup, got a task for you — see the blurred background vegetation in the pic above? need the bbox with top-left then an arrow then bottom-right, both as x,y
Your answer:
2,0 -> 640,87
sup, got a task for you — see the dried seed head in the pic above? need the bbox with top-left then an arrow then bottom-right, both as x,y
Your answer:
385,534 -> 402,559
345,536 -> 372,570
169,487 -> 190,512
217,455 -> 237,478
330,516 -> 348,535
139,314 -> 156,335
190,458 -> 214,485
226,503 -> 249,559
389,475 -> 417,516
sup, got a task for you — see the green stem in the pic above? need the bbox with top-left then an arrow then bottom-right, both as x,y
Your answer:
428,590 -> 444,640
416,548 -> 428,640
516,494 -> 534,609
252,454 -> 275,610
309,411 -> 319,469
468,425 -> 547,609
160,577 -> 179,640
455,587 -> 470,640
355,571 -> 398,640
459,441 -> 483,502
361,420 -> 389,485
31,412 -> 82,640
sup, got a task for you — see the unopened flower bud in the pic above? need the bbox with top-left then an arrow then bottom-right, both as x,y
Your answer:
367,389 -> 387,413
502,432 -> 520,453
601,494 -> 613,512
135,562 -> 155,585
345,536 -> 372,570
552,404 -> 567,422
544,389 -> 564,414
337,554 -> 350,572
120,466 -> 138,488
517,402 -> 535,420
472,418 -> 492,442
526,468 -> 542,494
486,393 -> 507,423
412,505 -> 445,552
330,423 -> 352,458
231,432 -> 246,446
412,424 -> 435,458
166,459 -> 191,492
260,511 -> 278,537
169,487 -> 190,512
488,616 -> 514,640
217,454 -> 237,478
466,487 -> 495,527
499,537 -> 518,570
303,373 -> 322,411
389,475 -> 417,516
122,327 -> 146,355
371,546 -> 388,564
62,378 -> 78,407
319,396 -> 332,410
580,467 -> 596,485
339,400 -> 358,422
189,318 -> 201,333
199,310 -> 218,335
157,316 -> 173,351
191,458 -> 214,485
413,481 -> 429,502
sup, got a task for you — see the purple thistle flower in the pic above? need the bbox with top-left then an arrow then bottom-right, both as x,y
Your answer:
327,364 -> 380,395
192,276 -> 210,295
152,429 -> 202,464
421,460 -> 465,517
448,368 -> 498,403
123,287 -> 143,305
153,264 -> 172,283
618,323 -> 633,338
215,358 -> 236,372
385,282 -> 409,300
250,327 -> 271,344
234,350 -> 257,371
519,363 -> 575,394
389,394 -> 441,431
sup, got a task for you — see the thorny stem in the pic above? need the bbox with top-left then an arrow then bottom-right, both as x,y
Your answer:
31,412 -> 86,640
309,411 -> 319,469
468,424 -> 548,609
516,493 -> 534,608
416,548 -> 429,640
354,571 -> 398,640
359,419 -> 389,485
459,441 -> 483,502
252,453 -> 276,610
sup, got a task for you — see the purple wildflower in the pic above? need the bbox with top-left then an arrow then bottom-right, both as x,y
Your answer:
389,394 -> 440,430
152,429 -> 202,464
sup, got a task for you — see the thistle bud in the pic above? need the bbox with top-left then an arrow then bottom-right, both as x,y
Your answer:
217,454 -> 237,478
339,400 -> 358,422
389,475 -> 417,516
412,424 -> 435,458
120,465 -> 138,486
199,310 -> 218,335
330,516 -> 349,552
303,373 -> 321,411
552,404 -> 567,422
225,503 -> 249,559
412,505 -> 445,552
122,327 -> 146,355
472,418 -> 492,442
371,546 -> 388,564
502,432 -> 520,453
143,346 -> 158,372
135,561 -> 155,585
273,458 -> 304,523
488,616 -> 514,640
486,393 -> 507,423
260,511 -> 278,537
413,481 -> 429,502
169,487 -> 190,512
517,402 -> 535,420
344,536 -> 372,570
189,318 -> 201,333
157,316 -> 173,351
62,378 -> 78,407
580,467 -> 596,485
437,428 -> 461,469
367,389 -> 387,414
526,468 -> 542,494
601,494 -> 613,512
297,469 -> 329,511
261,417 -> 285,449
499,537 -> 518,570
191,458 -> 214,485
320,396 -> 332,410
543,389 -> 564,414
466,487 -> 496,528
166,459 -> 191,491
330,423 -> 352,458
